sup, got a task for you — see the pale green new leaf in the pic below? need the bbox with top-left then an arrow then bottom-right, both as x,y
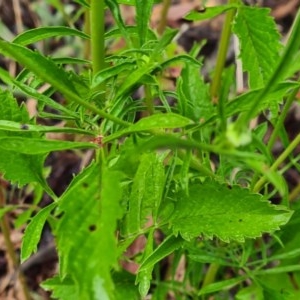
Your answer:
105,113 -> 193,142
233,6 -> 282,89
13,26 -> 89,46
21,202 -> 57,262
56,162 -> 122,299
170,181 -> 293,242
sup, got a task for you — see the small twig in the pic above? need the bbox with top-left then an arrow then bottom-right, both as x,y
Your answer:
157,0 -> 172,35
0,186 -> 31,300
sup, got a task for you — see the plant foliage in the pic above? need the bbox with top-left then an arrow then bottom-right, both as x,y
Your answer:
0,0 -> 299,299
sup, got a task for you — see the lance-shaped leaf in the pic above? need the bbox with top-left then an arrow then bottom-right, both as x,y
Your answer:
177,62 -> 213,122
0,38 -> 79,97
0,137 -> 98,154
232,6 -> 282,89
136,0 -> 154,46
13,26 -> 89,46
124,152 -> 165,235
170,181 -> 293,242
21,202 -> 57,262
0,120 -> 95,135
105,113 -> 193,142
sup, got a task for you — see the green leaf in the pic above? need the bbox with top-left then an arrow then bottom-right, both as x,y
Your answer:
136,0 -> 154,46
0,67 -> 78,117
136,230 -> 154,297
0,150 -> 47,186
177,62 -> 213,122
41,276 -> 77,300
105,113 -> 193,143
105,25 -> 157,42
232,6 -> 282,89
226,82 -> 300,117
0,90 -> 29,123
13,26 -> 89,46
0,137 -> 98,154
199,276 -> 246,295
139,235 -> 184,271
0,120 -> 95,136
92,61 -> 136,88
56,162 -> 123,299
151,28 -> 179,58
105,0 -> 131,46
124,152 -> 165,235
0,38 -> 79,98
117,0 -> 161,4
115,62 -> 154,99
0,91 -> 49,187
170,180 -> 293,242
21,202 -> 57,262
185,4 -> 239,21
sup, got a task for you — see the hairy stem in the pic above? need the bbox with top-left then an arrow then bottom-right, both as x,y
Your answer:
210,0 -> 238,102
90,0 -> 106,76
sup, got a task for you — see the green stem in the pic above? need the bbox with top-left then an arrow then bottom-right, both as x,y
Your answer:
157,0 -> 172,35
201,263 -> 220,299
251,85 -> 299,189
267,86 -> 299,150
210,0 -> 238,102
83,6 -> 91,61
90,0 -> 106,76
144,85 -> 154,115
253,133 -> 300,193
289,182 -> 300,202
